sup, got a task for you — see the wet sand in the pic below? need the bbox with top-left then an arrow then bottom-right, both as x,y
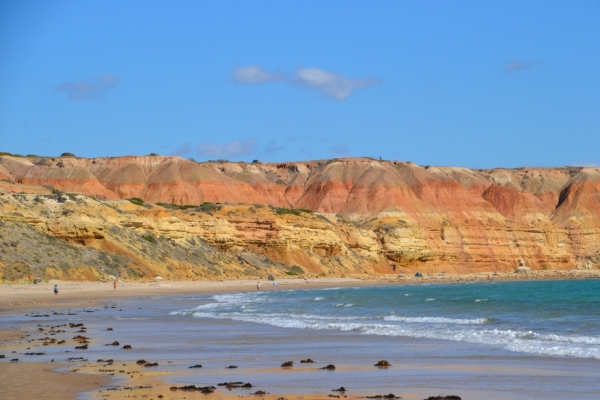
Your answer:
0,362 -> 111,400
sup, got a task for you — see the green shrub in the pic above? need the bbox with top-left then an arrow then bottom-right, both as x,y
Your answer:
128,197 -> 144,206
276,208 -> 301,216
286,265 -> 304,276
60,152 -> 75,157
142,234 -> 157,244
156,202 -> 197,210
199,202 -> 221,213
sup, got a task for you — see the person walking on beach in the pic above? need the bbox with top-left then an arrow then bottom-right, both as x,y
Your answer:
113,276 -> 118,291
256,280 -> 261,290
53,285 -> 59,295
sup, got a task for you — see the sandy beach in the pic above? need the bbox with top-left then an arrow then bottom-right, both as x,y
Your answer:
2,272 -> 600,400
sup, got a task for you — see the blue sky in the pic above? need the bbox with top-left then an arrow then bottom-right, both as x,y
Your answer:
1,1 -> 599,168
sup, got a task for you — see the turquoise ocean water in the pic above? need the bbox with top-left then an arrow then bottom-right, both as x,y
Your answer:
173,279 -> 600,360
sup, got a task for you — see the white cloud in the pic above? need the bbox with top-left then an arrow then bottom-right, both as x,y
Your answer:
294,67 -> 380,101
55,75 -> 120,99
231,65 -> 379,101
197,138 -> 257,158
231,66 -> 285,84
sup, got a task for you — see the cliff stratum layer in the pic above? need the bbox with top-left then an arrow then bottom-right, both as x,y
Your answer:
1,155 -> 599,282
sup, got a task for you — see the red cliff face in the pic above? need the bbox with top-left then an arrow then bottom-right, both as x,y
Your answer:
1,155 -> 599,276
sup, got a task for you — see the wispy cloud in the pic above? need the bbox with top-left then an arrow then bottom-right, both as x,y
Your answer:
55,75 -> 120,99
231,65 -> 380,101
505,60 -> 541,73
570,162 -> 600,168
299,149 -> 314,158
231,66 -> 285,83
197,138 -> 257,158
328,144 -> 349,156
294,67 -> 380,101
287,135 -> 328,143
171,143 -> 192,156
265,140 -> 284,155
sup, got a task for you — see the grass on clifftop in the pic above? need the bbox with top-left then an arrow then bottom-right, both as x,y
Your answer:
275,207 -> 313,216
128,197 -> 145,206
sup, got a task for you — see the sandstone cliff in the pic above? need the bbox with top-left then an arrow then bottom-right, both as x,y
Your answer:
1,154 -> 599,282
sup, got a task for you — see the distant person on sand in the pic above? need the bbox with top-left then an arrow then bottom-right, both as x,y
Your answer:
257,281 -> 261,290
53,285 -> 58,295
113,276 -> 118,290
273,281 -> 278,288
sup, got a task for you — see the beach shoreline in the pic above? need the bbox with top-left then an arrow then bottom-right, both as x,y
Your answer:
2,271 -> 600,400
2,269 -> 600,314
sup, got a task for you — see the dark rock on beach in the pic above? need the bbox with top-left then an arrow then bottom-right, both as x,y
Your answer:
106,341 -> 120,346
281,361 -> 293,367
189,364 -> 203,368
366,394 -> 399,399
320,364 -> 336,370
170,385 -> 216,393
300,358 -> 314,363
424,396 -> 461,400
218,382 -> 253,389
144,362 -> 158,367
136,359 -> 147,365
226,365 -> 238,369
332,387 -> 347,392
122,345 -> 132,349
374,360 -> 391,367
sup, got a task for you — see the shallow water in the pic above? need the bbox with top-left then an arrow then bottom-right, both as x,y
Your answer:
3,279 -> 600,399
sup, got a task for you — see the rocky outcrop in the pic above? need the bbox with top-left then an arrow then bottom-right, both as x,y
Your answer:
1,155 -> 600,280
